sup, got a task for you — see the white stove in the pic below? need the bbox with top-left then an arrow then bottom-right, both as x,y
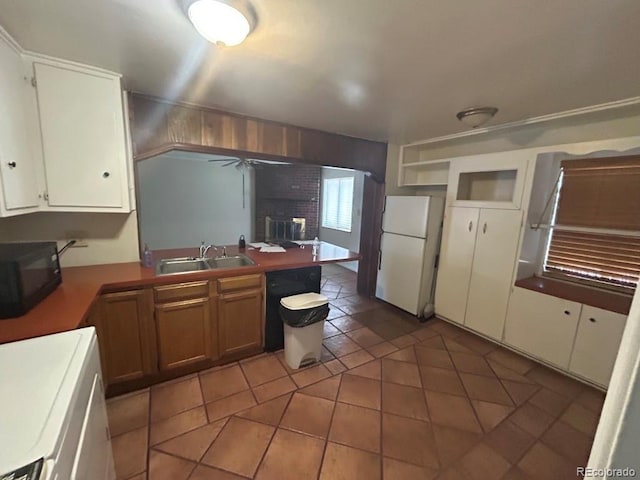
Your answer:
0,328 -> 115,480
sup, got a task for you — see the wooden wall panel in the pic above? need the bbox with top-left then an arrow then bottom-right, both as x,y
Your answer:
167,105 -> 201,145
202,110 -> 234,149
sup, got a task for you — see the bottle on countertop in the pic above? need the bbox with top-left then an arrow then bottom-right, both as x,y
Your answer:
312,236 -> 320,256
142,244 -> 153,268
238,235 -> 246,250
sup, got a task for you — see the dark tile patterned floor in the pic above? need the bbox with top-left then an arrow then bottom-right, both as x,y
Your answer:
108,264 -> 605,480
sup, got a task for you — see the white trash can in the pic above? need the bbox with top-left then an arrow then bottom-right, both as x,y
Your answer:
280,292 -> 329,369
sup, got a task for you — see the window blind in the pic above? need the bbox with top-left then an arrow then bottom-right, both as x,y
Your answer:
555,156 -> 640,230
544,155 -> 640,290
322,177 -> 354,232
546,230 -> 640,289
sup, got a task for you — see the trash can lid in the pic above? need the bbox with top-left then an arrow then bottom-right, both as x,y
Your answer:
280,292 -> 328,311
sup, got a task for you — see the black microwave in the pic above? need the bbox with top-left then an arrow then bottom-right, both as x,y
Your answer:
0,242 -> 61,319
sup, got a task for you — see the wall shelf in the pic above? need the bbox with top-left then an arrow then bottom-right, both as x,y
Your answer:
398,143 -> 450,186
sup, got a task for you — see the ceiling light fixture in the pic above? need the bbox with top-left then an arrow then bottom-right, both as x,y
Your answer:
456,107 -> 498,128
183,0 -> 256,47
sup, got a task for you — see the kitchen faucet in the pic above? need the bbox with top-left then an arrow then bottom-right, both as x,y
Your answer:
199,241 -> 217,258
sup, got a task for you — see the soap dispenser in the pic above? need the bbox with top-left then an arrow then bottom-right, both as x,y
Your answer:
238,235 -> 246,250
142,244 -> 153,268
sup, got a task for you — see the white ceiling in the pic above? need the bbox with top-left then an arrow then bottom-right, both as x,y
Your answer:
1,0 -> 639,144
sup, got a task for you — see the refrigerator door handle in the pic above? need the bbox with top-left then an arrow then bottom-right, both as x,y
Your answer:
483,222 -> 487,234
378,250 -> 382,270
468,221 -> 473,232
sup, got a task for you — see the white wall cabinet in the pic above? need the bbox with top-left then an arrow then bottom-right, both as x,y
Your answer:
465,209 -> 523,339
32,60 -> 131,211
0,31 -> 40,216
434,206 -> 479,323
435,206 -> 522,340
504,286 -> 581,369
0,25 -> 132,216
569,305 -> 627,387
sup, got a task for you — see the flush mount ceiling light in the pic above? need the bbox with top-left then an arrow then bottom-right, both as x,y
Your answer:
456,107 -> 499,128
183,0 -> 256,46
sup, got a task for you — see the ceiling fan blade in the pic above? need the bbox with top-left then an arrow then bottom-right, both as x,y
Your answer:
207,157 -> 238,163
225,160 -> 240,167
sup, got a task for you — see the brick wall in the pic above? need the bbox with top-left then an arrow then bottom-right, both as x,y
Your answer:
255,164 -> 321,241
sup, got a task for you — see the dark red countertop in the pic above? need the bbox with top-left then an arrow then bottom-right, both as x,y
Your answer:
0,242 -> 359,344
515,276 -> 632,315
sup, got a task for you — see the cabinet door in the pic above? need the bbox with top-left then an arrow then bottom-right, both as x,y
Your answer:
504,287 -> 581,368
465,209 -> 523,340
95,290 -> 156,386
219,288 -> 263,357
569,306 -> 627,386
0,35 -> 39,213
434,207 -> 479,324
34,62 -> 128,209
155,297 -> 218,372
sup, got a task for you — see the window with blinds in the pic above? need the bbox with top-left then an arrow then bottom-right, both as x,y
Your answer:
543,155 -> 640,291
322,177 -> 354,232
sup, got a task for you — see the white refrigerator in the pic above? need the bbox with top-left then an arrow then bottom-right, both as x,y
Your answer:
376,196 -> 445,316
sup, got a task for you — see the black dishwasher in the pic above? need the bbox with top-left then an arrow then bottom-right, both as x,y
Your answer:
265,266 -> 322,351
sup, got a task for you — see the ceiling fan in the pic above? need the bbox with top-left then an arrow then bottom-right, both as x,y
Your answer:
207,156 -> 265,170
207,156 -> 266,208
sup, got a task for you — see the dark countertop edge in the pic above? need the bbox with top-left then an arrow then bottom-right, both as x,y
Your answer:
515,275 -> 632,315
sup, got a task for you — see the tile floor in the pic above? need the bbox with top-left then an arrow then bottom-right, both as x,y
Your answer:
107,264 -> 605,480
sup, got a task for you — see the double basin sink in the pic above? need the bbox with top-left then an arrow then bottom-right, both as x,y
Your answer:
156,255 -> 256,275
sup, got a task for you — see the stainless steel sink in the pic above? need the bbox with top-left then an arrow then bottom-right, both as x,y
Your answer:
155,254 -> 256,275
155,257 -> 209,275
206,255 -> 256,269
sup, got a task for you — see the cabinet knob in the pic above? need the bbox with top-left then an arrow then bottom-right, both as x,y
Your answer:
468,221 -> 473,232
102,171 -> 110,178
589,317 -> 596,323
483,222 -> 487,234
7,161 -> 16,168
564,310 -> 571,315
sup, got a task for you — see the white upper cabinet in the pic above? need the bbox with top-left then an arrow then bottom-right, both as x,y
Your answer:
0,25 -> 132,216
32,60 -> 131,211
448,155 -> 529,210
0,31 -> 39,216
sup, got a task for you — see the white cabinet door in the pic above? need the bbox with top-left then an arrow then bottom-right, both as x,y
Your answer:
435,207 -> 479,324
465,209 -> 523,340
504,287 -> 581,368
34,62 -> 129,210
0,34 -> 39,214
569,306 -> 627,387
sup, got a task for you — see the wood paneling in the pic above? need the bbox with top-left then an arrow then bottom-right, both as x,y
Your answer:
129,93 -> 387,180
155,297 -> 217,371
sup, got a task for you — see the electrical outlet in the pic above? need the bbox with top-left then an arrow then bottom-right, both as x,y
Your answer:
64,231 -> 89,248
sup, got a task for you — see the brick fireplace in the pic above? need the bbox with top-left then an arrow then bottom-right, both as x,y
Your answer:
255,164 -> 321,242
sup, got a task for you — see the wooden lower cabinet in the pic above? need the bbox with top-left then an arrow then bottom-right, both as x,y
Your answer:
155,296 -> 218,372
218,277 -> 264,358
92,274 -> 265,394
94,289 -> 156,387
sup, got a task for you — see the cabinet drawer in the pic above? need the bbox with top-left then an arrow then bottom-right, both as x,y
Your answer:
217,274 -> 263,293
154,281 -> 209,302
